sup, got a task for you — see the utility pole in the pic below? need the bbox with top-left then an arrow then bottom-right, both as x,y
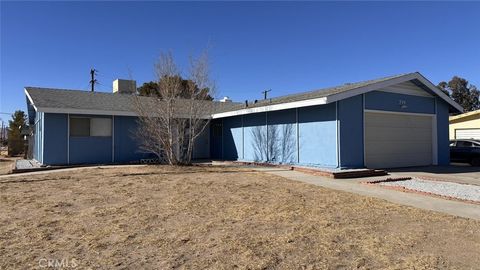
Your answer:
262,89 -> 272,100
90,68 -> 97,92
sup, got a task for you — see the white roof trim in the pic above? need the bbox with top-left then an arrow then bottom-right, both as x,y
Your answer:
412,73 -> 463,112
326,74 -> 422,104
36,107 -> 138,116
211,97 -> 327,119
24,88 -> 38,111
36,106 -> 212,119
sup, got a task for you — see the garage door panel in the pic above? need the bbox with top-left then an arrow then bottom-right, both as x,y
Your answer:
455,129 -> 480,140
365,112 -> 433,168
365,114 -> 432,128
366,129 -> 431,142
365,141 -> 431,154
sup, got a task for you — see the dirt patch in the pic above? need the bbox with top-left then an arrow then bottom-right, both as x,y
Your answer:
1,165 -> 479,269
0,156 -> 16,175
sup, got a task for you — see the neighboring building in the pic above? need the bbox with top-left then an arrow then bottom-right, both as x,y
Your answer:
25,72 -> 462,169
449,109 -> 480,140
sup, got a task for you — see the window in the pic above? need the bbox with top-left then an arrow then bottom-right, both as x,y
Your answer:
90,118 -> 112,136
70,118 -> 90,137
70,117 -> 112,137
456,141 -> 473,147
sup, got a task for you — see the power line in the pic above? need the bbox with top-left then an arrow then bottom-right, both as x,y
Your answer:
262,89 -> 272,100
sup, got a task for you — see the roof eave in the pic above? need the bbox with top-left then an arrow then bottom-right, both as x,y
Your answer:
325,72 -> 463,113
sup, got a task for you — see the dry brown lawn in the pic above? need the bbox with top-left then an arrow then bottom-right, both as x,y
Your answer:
0,165 -> 479,269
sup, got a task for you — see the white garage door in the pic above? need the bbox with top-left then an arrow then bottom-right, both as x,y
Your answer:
365,112 -> 433,168
455,129 -> 480,140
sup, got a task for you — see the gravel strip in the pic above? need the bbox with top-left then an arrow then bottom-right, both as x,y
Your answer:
380,178 -> 480,202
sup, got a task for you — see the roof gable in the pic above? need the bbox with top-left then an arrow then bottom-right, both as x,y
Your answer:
212,72 -> 463,118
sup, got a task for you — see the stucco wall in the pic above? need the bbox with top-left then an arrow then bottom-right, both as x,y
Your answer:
215,103 -> 338,168
38,114 -> 209,165
338,95 -> 364,168
298,104 -> 337,166
43,113 -> 68,165
365,91 -> 435,114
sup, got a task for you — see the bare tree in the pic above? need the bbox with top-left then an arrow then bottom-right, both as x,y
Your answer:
251,123 -> 295,164
280,124 -> 295,163
252,125 -> 267,161
133,52 -> 215,165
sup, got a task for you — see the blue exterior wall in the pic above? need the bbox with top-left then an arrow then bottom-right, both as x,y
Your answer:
365,91 -> 435,114
243,113 -> 266,161
36,113 -> 203,165
338,95 -> 364,168
32,88 -> 453,168
298,104 -> 337,167
214,103 -> 338,167
436,98 -> 450,165
210,119 -> 223,159
69,114 -> 112,164
43,113 -> 68,165
70,137 -> 112,164
113,116 -> 153,163
223,116 -> 243,160
267,109 -> 297,163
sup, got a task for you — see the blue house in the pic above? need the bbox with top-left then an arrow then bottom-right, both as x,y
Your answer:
25,72 -> 462,169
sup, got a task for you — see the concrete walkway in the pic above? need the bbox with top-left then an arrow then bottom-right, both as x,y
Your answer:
255,168 -> 480,220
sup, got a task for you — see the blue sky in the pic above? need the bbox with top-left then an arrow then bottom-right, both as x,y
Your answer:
1,1 -> 479,117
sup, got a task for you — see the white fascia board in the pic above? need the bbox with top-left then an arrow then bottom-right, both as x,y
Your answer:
36,107 -> 212,119
325,73 -> 420,104
36,107 -> 138,116
24,88 -> 38,111
413,74 -> 464,112
211,97 -> 327,119
326,72 -> 463,112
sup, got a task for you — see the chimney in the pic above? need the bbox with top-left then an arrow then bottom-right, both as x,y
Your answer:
220,96 -> 232,102
113,79 -> 136,94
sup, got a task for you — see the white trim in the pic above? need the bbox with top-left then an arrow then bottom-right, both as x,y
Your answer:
362,94 -> 366,168
221,118 -> 224,159
326,73 -> 421,104
413,74 -> 463,112
24,88 -> 38,111
336,101 -> 340,168
36,106 -> 137,116
326,73 -> 463,112
241,115 -> 244,159
265,112 -> 268,160
112,115 -> 115,163
67,114 -> 70,165
212,97 -> 327,119
296,108 -> 299,163
41,112 -> 44,164
432,100 -> 438,165
364,109 -> 434,117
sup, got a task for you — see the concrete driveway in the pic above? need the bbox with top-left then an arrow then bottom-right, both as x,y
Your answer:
388,164 -> 480,186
